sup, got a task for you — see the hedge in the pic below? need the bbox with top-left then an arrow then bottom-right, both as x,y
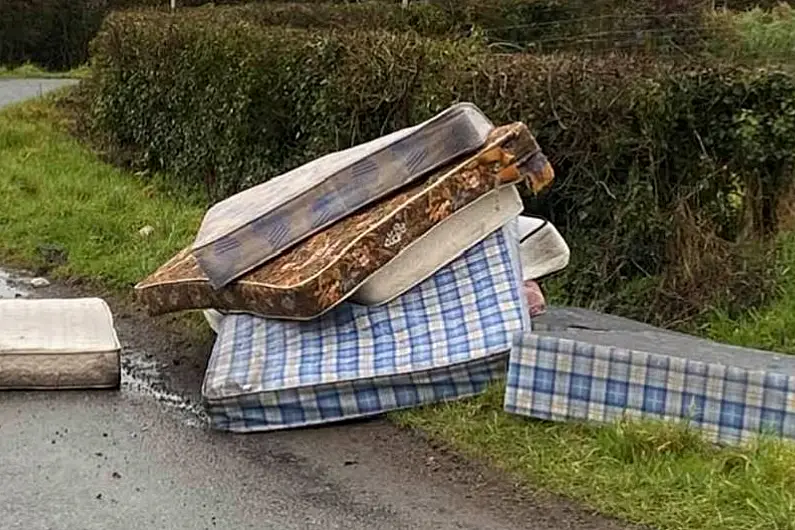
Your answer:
2,0 -> 762,70
80,10 -> 795,323
114,0 -> 720,54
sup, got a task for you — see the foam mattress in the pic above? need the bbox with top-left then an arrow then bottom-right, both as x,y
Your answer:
135,122 -> 555,321
0,298 -> 121,390
193,103 -> 495,288
201,226 -> 530,432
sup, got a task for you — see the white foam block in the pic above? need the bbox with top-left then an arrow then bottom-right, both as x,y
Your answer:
0,298 -> 121,390
516,216 -> 570,281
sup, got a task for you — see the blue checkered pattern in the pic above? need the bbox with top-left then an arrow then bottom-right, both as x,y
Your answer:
505,334 -> 795,445
202,226 -> 528,432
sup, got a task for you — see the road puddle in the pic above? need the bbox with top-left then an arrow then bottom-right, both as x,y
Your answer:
0,269 -> 30,299
121,351 -> 209,427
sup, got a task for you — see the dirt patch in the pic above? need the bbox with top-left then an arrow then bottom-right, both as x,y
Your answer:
2,266 -> 646,530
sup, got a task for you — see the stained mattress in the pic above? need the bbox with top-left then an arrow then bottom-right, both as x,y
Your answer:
505,329 -> 795,446
0,298 -> 121,390
202,226 -> 529,432
350,208 -> 570,307
135,122 -> 554,321
193,103 -> 495,288
349,184 -> 524,306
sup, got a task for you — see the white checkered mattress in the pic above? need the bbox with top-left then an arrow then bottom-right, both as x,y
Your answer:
202,224 -> 529,432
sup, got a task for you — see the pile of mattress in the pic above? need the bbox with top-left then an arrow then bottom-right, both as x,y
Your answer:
203,227 -> 530,432
135,102 -> 571,432
135,102 -> 795,447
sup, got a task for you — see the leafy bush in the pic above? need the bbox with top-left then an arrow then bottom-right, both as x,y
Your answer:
4,0 -> 790,71
721,0 -> 794,10
0,0 -> 109,70
710,3 -> 795,64
430,0 -> 714,53
118,0 -> 719,54
83,9 -> 795,323
159,2 -> 457,38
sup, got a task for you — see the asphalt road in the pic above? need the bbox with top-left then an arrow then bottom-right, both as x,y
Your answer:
0,78 -> 78,107
0,81 -> 641,530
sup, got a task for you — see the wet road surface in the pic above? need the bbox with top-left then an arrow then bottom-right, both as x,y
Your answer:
0,268 -> 641,530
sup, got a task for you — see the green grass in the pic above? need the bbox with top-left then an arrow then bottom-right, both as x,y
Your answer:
3,91 -> 795,530
394,386 -> 795,530
0,92 -> 204,286
0,63 -> 91,79
705,233 -> 795,353
710,4 -> 795,65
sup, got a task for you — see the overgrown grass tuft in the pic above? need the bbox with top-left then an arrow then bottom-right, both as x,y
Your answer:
0,63 -> 91,79
705,232 -> 795,353
710,3 -> 795,65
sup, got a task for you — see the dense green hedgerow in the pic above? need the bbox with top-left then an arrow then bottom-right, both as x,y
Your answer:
82,10 -> 795,323
1,0 -> 767,70
114,0 -> 722,54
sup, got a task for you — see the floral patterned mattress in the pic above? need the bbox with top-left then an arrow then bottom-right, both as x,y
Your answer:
192,103 -> 494,288
134,122 -> 554,321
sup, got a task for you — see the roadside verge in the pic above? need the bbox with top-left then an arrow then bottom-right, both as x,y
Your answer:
2,90 -> 794,530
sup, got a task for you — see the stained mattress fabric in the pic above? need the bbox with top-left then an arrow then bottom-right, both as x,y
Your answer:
349,184 -> 524,306
135,122 -> 554,321
192,103 -> 495,288
0,298 -> 121,390
349,213 -> 570,307
199,207 -> 564,333
201,225 -> 529,432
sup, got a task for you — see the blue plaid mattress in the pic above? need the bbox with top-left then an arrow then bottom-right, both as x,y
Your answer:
202,225 -> 529,432
505,332 -> 795,446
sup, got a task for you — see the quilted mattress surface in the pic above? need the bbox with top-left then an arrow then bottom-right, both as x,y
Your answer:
201,225 -> 529,432
193,103 -> 495,288
0,298 -> 121,390
135,122 -> 554,320
505,330 -> 795,446
349,184 -> 523,306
